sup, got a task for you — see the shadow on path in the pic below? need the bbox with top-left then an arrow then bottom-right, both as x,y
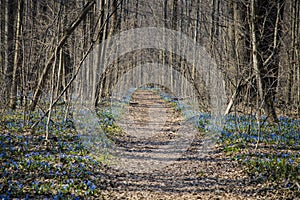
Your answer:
99,89 -> 282,199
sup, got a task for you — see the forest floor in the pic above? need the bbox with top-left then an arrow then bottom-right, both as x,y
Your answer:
1,89 -> 298,199
99,89 -> 293,200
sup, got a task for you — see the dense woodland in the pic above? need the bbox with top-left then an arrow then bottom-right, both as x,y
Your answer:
1,0 -> 300,199
0,0 -> 299,120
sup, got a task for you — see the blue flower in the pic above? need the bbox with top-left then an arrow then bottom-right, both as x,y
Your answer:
90,183 -> 96,191
0,152 -> 5,158
63,184 -> 69,190
32,180 -> 39,185
17,182 -> 23,189
281,153 -> 290,158
67,179 -> 74,184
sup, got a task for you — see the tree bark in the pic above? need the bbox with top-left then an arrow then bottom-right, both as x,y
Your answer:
0,0 -> 5,93
29,0 -> 96,111
250,0 -> 285,123
10,0 -> 23,109
5,0 -> 16,104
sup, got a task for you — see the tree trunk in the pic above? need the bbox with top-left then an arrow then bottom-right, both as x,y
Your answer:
250,0 -> 285,123
0,0 -> 5,95
10,0 -> 23,109
5,0 -> 16,105
29,0 -> 96,111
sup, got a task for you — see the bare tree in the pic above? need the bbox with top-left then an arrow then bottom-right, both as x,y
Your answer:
29,0 -> 96,111
10,0 -> 24,109
250,0 -> 285,122
0,0 -> 299,122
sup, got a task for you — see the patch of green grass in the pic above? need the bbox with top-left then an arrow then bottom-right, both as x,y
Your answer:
223,145 -> 240,155
242,155 -> 300,185
97,110 -> 124,137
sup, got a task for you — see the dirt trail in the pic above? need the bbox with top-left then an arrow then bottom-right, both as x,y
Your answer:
100,89 -> 278,199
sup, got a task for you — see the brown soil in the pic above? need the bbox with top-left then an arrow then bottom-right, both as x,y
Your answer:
99,89 -> 296,200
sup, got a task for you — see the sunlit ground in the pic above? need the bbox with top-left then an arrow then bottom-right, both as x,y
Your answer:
1,90 -> 299,199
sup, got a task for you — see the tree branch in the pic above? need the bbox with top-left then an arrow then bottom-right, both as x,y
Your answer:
29,0 -> 96,111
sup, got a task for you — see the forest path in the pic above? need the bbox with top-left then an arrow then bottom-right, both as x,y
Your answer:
100,89 -> 259,199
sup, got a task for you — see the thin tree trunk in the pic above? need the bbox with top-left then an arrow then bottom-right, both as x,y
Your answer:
250,0 -> 264,116
5,0 -> 15,105
10,0 -> 23,109
29,0 -> 96,111
0,0 -> 5,96
250,0 -> 285,123
287,0 -> 296,105
297,0 -> 300,116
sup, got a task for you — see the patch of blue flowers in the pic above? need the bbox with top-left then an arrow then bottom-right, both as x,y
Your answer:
149,86 -> 300,190
217,114 -> 300,190
0,112 -> 105,199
